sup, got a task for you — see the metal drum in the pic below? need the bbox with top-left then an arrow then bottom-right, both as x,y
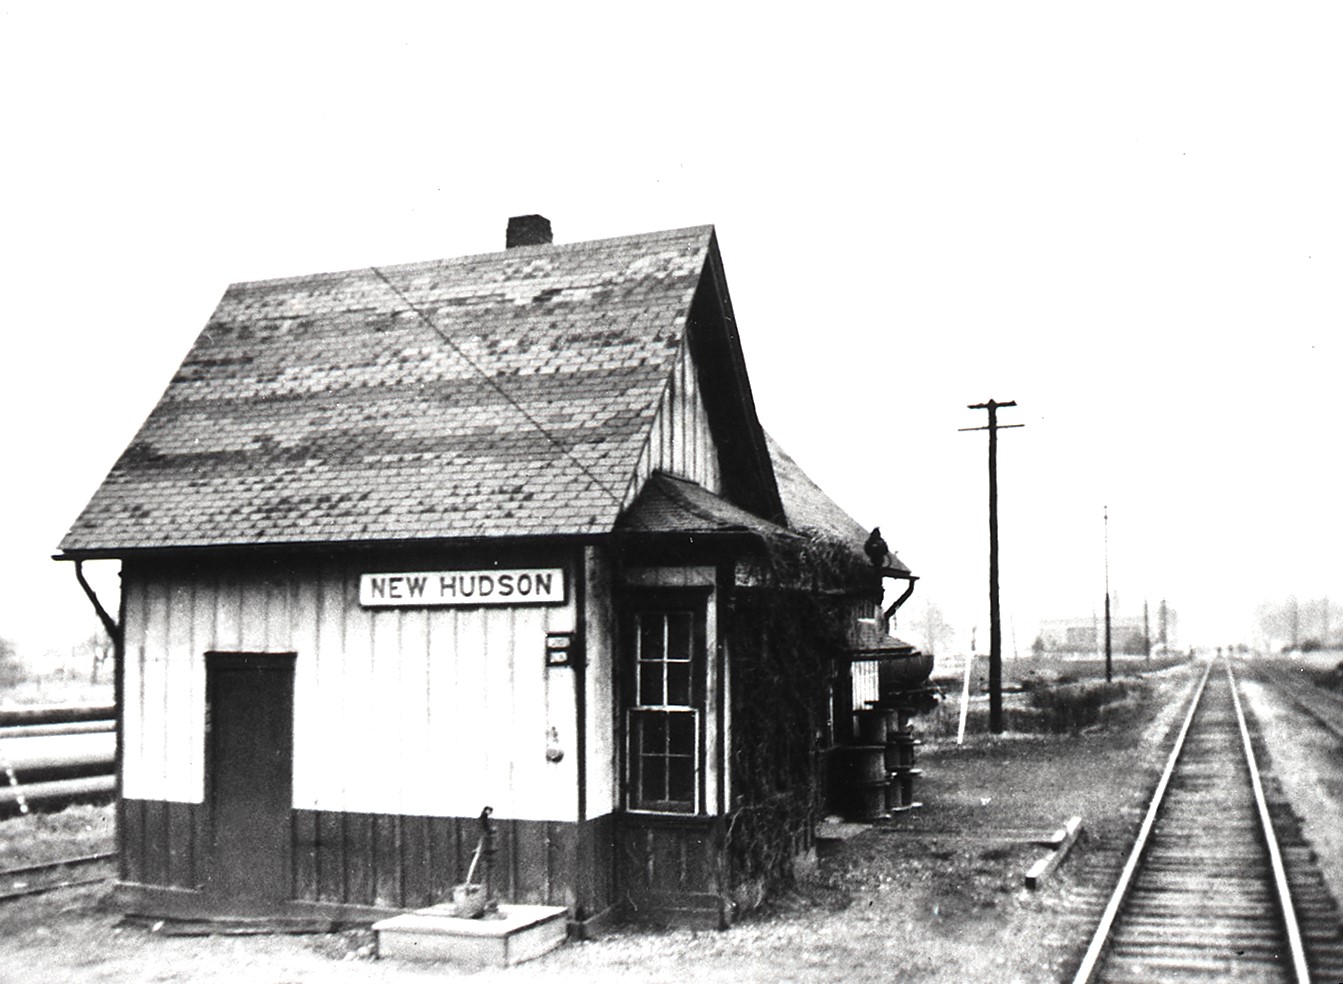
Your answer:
855,708 -> 894,745
884,733 -> 918,770
833,744 -> 888,784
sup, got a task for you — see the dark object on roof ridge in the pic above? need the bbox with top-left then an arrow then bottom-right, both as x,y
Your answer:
506,215 -> 553,249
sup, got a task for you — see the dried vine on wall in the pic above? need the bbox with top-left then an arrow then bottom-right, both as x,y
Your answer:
726,530 -> 874,907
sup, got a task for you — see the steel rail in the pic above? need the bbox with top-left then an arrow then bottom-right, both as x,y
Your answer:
1226,660 -> 1311,984
0,876 -> 108,904
1069,657 -> 1214,984
0,851 -> 116,905
0,851 -> 117,881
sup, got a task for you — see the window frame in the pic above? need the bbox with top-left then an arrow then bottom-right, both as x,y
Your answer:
620,589 -> 710,816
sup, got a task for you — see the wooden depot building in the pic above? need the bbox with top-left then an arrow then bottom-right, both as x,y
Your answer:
57,216 -> 922,932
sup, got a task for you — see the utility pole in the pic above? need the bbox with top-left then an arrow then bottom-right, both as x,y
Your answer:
961,399 -> 1022,734
1143,599 -> 1151,662
1290,595 -> 1300,652
1104,506 -> 1112,683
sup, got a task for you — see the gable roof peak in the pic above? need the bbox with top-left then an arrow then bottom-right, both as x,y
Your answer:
58,223 -> 732,554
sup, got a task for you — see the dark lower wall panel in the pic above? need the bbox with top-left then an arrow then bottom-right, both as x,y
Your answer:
123,798 -> 612,914
579,812 -> 617,917
121,799 -> 203,891
618,814 -> 726,927
291,809 -> 594,911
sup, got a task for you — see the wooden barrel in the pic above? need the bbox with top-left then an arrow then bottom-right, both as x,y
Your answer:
850,780 -> 890,821
886,768 -> 924,812
855,709 -> 893,745
833,745 -> 888,784
884,733 -> 917,770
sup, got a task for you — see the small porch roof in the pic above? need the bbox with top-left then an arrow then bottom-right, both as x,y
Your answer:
615,472 -> 795,540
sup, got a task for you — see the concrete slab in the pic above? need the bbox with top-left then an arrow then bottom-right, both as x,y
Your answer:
374,903 -> 568,968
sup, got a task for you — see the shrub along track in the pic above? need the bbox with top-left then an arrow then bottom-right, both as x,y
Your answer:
1063,658 -> 1343,983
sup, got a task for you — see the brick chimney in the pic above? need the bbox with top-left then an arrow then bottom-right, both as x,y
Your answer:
506,215 -> 552,248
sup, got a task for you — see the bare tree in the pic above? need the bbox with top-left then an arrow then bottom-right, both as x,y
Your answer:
917,601 -> 951,655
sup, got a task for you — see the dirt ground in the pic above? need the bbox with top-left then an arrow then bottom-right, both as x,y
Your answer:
2,658 -> 1309,984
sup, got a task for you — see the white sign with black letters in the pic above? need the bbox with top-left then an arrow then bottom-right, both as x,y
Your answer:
359,569 -> 566,608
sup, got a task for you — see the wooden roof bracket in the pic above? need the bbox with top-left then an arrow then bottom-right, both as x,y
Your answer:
71,558 -> 122,648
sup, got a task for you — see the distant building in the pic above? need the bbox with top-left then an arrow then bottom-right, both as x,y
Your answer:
1036,606 -> 1176,657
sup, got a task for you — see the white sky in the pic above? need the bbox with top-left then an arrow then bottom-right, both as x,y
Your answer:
2,3 -> 1339,660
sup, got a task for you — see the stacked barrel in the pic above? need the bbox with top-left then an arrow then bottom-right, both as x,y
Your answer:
830,707 -> 923,821
882,707 -> 923,813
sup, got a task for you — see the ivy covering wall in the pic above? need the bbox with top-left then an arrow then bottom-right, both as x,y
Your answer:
726,532 -> 875,910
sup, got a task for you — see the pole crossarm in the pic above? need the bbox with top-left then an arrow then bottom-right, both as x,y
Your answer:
962,398 -> 1023,735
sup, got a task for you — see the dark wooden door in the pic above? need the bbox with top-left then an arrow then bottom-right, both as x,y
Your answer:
206,652 -> 295,903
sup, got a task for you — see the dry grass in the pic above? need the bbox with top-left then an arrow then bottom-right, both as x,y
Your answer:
0,804 -> 115,871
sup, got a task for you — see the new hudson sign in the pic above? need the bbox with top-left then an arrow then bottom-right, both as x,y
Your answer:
359,569 -> 566,608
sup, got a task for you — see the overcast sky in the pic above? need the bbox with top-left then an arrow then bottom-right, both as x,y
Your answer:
2,3 -> 1339,660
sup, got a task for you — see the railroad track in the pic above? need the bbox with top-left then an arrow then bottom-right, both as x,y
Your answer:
0,851 -> 115,903
1070,658 -> 1343,983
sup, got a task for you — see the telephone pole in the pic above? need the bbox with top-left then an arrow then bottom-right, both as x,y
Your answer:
961,399 -> 1023,734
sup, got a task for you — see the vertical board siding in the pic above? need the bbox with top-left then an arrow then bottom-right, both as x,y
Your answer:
619,816 -> 724,924
317,811 -> 347,903
584,547 -> 617,818
624,343 -> 722,509
120,798 -> 201,889
123,798 -> 596,911
164,580 -> 195,803
373,814 -> 402,908
290,577 -> 320,811
121,578 -> 145,800
398,610 -> 432,817
121,799 -> 144,883
136,579 -> 167,801
122,550 -> 583,820
400,815 -> 432,908
851,660 -> 880,708
292,810 -> 319,902
370,610 -> 403,816
165,800 -> 198,889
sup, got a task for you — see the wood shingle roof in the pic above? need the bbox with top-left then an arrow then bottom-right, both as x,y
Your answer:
61,226 -> 718,553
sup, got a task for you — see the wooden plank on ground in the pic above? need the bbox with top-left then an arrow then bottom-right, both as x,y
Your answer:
1024,816 -> 1083,889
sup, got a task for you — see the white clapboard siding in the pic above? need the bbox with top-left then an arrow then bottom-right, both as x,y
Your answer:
624,340 -> 721,508
121,556 -> 583,821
